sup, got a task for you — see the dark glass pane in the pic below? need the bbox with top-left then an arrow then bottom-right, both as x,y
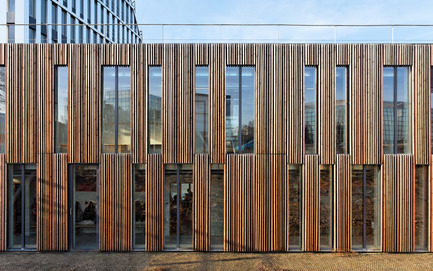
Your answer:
396,67 -> 409,154
72,165 -> 98,250
210,165 -> 224,249
149,66 -> 162,153
415,166 -> 428,250
195,66 -> 209,153
102,67 -> 116,153
288,165 -> 302,250
118,67 -> 131,153
163,165 -> 177,249
179,165 -> 193,248
55,66 -> 68,153
305,66 -> 317,154
0,67 -> 5,153
8,165 -> 22,249
320,165 -> 332,250
134,164 -> 145,249
336,67 -> 348,154
365,166 -> 380,250
226,67 -> 240,153
351,165 -> 363,249
431,67 -> 433,155
241,67 -> 255,153
24,165 -> 37,248
383,67 -> 395,154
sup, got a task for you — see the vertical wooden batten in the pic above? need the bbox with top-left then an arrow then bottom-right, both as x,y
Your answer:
193,153 -> 210,251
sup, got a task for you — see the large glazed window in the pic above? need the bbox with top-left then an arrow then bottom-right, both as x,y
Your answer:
210,164 -> 224,250
304,66 -> 317,154
352,165 -> 381,251
148,66 -> 162,154
320,165 -> 332,250
55,66 -> 68,153
288,165 -> 302,250
102,66 -> 131,153
195,66 -> 209,154
383,67 -> 410,154
415,166 -> 428,251
226,66 -> 255,154
7,164 -> 37,250
133,164 -> 146,249
336,66 -> 349,154
0,66 -> 5,153
69,165 -> 98,251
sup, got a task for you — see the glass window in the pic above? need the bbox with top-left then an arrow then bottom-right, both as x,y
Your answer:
383,67 -> 410,154
52,4 -> 57,33
69,165 -> 98,250
163,164 -> 193,250
41,0 -> 47,24
148,66 -> 162,154
195,66 -> 209,154
7,0 -> 15,12
336,66 -> 349,154
55,66 -> 68,153
8,25 -> 15,43
226,66 -> 255,154
133,164 -> 145,249
0,67 -> 5,153
415,166 -> 428,250
7,164 -> 37,250
305,66 -> 317,154
102,66 -> 131,153
431,67 -> 433,154
62,11 -> 67,43
352,165 -> 381,251
320,165 -> 332,250
29,0 -> 36,18
210,164 -> 224,250
288,165 -> 302,250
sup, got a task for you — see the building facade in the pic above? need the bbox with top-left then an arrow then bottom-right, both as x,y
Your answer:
0,43 -> 431,252
0,0 -> 142,43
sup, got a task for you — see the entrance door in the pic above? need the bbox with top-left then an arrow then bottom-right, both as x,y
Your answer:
163,164 -> 193,250
69,165 -> 98,251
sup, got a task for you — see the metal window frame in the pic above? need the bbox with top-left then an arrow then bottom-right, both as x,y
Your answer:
304,66 -> 318,154
194,65 -> 209,154
336,65 -> 350,155
147,65 -> 162,154
54,65 -> 68,154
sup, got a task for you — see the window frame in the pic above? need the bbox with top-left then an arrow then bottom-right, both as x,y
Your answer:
304,66 -> 318,154
336,65 -> 350,154
132,163 -> 146,250
54,65 -> 68,153
194,65 -> 209,154
148,65 -> 162,154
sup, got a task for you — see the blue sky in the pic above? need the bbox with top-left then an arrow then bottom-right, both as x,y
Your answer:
134,0 -> 433,43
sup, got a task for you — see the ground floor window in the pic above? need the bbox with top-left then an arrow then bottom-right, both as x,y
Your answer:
320,165 -> 333,250
288,164 -> 302,250
133,164 -> 146,249
210,164 -> 224,250
415,166 -> 428,251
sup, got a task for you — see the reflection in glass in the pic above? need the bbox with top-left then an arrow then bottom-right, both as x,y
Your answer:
226,66 -> 255,154
210,165 -> 224,249
351,165 -> 363,249
415,166 -> 428,250
118,67 -> 131,153
336,66 -> 348,154
288,165 -> 302,250
134,164 -> 146,249
383,67 -> 410,154
163,164 -> 193,249
55,66 -> 68,153
305,66 -> 317,154
71,165 -> 98,250
320,165 -> 332,250
431,67 -> 433,155
195,66 -> 209,153
7,164 -> 37,249
0,66 -> 5,153
149,66 -> 162,153
102,67 -> 116,153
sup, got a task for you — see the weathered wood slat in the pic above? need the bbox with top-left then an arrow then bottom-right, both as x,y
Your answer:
193,154 -> 210,251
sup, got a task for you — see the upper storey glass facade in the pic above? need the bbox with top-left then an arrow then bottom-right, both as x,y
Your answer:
0,0 -> 142,43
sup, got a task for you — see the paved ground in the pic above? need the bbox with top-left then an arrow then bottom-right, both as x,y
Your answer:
0,252 -> 432,270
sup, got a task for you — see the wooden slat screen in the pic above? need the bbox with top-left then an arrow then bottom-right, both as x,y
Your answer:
193,154 -> 210,251
145,154 -> 163,251
302,155 -> 320,251
430,157 -> 433,252
99,154 -> 132,251
0,154 -> 6,251
37,153 -> 68,251
334,154 -> 352,252
382,154 -> 415,252
0,44 -> 4,64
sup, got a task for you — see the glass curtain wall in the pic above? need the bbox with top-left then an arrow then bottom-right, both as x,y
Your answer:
226,66 -> 255,154
288,165 -> 302,250
133,164 -> 146,249
305,66 -> 317,154
0,66 -> 5,153
320,165 -> 332,250
7,164 -> 37,250
55,66 -> 68,153
195,66 -> 209,154
336,66 -> 349,154
210,164 -> 224,249
148,66 -> 162,153
414,166 -> 428,250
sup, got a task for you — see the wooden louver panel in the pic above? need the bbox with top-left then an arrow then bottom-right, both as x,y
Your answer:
334,154 -> 352,252
382,154 -> 414,252
429,157 -> 433,252
99,154 -> 132,251
193,154 -> 210,251
37,153 -> 68,251
0,154 -> 6,251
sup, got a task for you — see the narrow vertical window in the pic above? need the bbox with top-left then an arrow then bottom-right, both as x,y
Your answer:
55,66 -> 68,153
133,164 -> 146,249
195,66 -> 209,154
305,66 -> 317,154
210,164 -> 224,250
148,66 -> 162,154
431,67 -> 433,154
336,66 -> 349,154
61,11 -> 67,43
7,164 -> 37,250
0,66 -> 5,153
102,66 -> 131,153
352,165 -> 381,251
52,4 -> 58,42
383,67 -> 410,154
226,66 -> 255,154
288,165 -> 302,250
415,166 -> 428,251
320,165 -> 332,250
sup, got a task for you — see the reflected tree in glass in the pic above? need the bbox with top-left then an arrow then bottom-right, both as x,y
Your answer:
288,165 -> 302,250
320,165 -> 332,250
195,66 -> 209,154
149,66 -> 162,153
133,164 -> 146,249
55,66 -> 68,153
336,66 -> 348,154
304,66 -> 317,154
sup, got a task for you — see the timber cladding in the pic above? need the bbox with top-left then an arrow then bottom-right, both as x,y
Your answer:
0,44 -> 431,252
